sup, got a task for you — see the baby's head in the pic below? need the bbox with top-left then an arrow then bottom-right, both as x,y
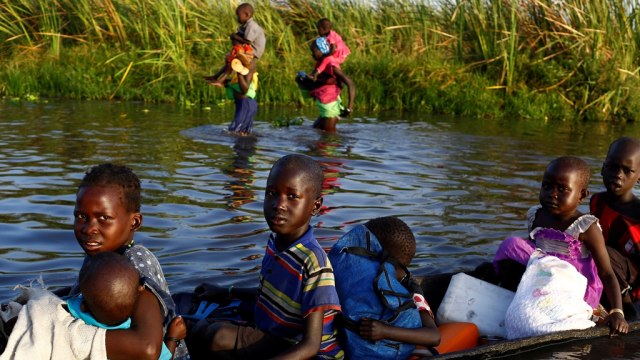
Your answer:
79,252 -> 142,326
316,18 -> 332,37
236,3 -> 254,24
263,154 -> 324,241
602,137 -> 640,197
540,156 -> 591,212
74,163 -> 143,255
365,216 -> 416,268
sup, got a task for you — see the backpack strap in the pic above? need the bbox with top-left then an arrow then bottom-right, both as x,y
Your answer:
342,230 -> 378,259
375,253 -> 416,319
342,231 -> 416,321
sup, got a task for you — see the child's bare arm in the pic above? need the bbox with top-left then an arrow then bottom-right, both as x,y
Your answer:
237,70 -> 252,95
582,224 -> 629,334
105,289 -> 164,360
333,67 -> 355,111
230,33 -> 251,44
270,310 -> 323,359
358,311 -> 440,347
328,43 -> 336,56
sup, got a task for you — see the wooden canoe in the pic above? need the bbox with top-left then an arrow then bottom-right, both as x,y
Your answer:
175,262 -> 640,359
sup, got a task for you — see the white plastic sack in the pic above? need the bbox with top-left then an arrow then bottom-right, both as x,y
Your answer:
437,273 -> 515,338
505,250 -> 594,340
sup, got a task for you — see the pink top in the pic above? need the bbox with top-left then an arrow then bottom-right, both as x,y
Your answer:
315,30 -> 351,74
309,66 -> 341,104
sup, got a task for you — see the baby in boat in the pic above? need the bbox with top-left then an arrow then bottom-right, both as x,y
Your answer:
66,251 -> 186,359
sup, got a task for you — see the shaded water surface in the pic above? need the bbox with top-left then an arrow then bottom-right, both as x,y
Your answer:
2,99 -> 640,358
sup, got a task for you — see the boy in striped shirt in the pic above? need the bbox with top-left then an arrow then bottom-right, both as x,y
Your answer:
190,154 -> 343,359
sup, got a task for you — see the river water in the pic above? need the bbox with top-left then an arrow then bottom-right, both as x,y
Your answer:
1,99 -> 640,358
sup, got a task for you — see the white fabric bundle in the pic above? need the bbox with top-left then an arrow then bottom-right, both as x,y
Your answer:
505,250 -> 594,340
0,286 -> 106,360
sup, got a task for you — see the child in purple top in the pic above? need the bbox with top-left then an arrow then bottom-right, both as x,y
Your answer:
493,156 -> 628,336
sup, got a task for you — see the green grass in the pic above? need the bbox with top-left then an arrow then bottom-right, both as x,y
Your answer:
0,0 -> 638,121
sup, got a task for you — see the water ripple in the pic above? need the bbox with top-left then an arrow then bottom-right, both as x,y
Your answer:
1,100 -> 640,301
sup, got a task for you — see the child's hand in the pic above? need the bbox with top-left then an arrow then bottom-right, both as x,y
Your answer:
166,316 -> 187,341
194,283 -> 229,302
358,318 -> 388,341
339,108 -> 352,117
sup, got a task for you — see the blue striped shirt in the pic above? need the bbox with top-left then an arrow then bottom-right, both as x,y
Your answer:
254,227 -> 344,359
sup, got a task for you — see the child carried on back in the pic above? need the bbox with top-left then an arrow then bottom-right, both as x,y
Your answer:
305,18 -> 351,81
328,216 -> 440,359
204,38 -> 254,86
204,3 -> 265,87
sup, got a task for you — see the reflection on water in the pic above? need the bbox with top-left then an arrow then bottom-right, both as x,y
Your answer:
307,133 -> 348,216
223,135 -> 258,213
2,100 -> 640,358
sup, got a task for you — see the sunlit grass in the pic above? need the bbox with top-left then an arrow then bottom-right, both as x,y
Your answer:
0,0 -> 638,121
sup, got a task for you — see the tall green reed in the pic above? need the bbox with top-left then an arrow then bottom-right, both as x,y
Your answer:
0,0 -> 638,121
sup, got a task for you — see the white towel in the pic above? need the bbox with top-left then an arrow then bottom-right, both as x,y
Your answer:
0,286 -> 106,360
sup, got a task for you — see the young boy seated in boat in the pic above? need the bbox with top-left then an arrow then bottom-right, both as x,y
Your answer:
66,251 -> 186,359
590,137 -> 640,320
328,216 -> 440,359
188,154 -> 344,359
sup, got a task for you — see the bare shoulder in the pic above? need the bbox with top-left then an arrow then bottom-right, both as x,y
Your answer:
580,220 -> 605,245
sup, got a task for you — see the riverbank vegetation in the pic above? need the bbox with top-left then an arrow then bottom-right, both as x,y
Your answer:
0,0 -> 638,121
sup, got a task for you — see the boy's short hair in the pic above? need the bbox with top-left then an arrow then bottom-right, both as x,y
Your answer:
79,163 -> 141,213
272,154 -> 324,198
365,216 -> 416,266
608,137 -> 640,157
317,18 -> 332,32
79,252 -> 140,325
237,3 -> 254,17
548,156 -> 591,189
